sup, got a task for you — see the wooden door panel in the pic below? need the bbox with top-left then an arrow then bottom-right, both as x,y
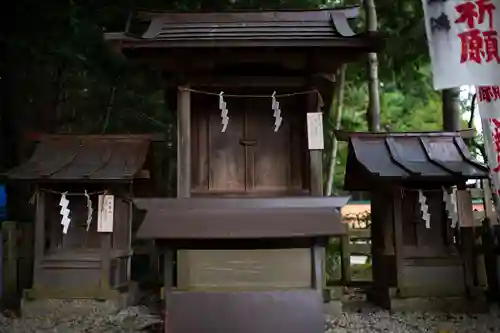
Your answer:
246,98 -> 291,192
191,93 -> 306,195
286,95 -> 306,191
191,95 -> 209,191
208,99 -> 246,192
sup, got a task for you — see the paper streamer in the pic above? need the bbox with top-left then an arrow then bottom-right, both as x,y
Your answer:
418,190 -> 431,229
84,190 -> 93,231
219,91 -> 229,132
271,91 -> 283,132
59,192 -> 71,234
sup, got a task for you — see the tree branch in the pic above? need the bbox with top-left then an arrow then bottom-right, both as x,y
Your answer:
468,93 -> 477,129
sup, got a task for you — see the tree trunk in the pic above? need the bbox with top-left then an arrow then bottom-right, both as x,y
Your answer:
442,88 -> 461,131
364,0 -> 381,132
325,64 -> 347,196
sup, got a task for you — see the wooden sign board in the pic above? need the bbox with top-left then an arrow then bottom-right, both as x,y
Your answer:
307,112 -> 324,150
98,194 -> 114,232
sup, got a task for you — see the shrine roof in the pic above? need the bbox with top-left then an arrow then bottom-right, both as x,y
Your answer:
5,134 -> 154,182
104,6 -> 382,50
337,130 -> 488,190
134,197 -> 349,240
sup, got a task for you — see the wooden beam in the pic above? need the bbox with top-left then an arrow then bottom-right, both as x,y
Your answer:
143,50 -> 309,72
26,133 -> 166,142
130,49 -> 344,73
166,76 -> 309,88
33,189 -> 45,289
312,73 -> 336,83
177,85 -> 191,198
307,90 -> 323,197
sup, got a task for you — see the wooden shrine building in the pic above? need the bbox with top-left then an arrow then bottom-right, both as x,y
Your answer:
105,6 -> 383,333
5,134 -> 156,304
339,130 -> 489,310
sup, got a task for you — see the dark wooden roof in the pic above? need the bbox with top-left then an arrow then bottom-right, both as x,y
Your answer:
340,131 -> 488,190
134,197 -> 349,239
6,134 -> 153,182
105,7 -> 382,49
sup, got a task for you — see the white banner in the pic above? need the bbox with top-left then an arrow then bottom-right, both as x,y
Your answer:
477,86 -> 500,197
422,0 -> 500,90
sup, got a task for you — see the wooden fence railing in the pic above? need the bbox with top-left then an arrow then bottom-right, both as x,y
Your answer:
340,227 -> 372,286
1,221 -> 34,305
326,226 -> 372,287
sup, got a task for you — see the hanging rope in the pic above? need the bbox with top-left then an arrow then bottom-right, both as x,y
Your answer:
178,87 -> 324,107
38,189 -> 107,196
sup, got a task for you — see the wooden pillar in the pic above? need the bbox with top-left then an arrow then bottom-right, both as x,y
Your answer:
311,243 -> 325,290
174,85 -> 190,308
3,222 -> 18,300
33,189 -> 45,289
177,85 -> 191,198
100,233 -> 112,292
164,249 -> 174,296
392,187 -> 404,293
127,197 -> 133,283
163,248 -> 174,333
307,91 -> 323,196
457,189 -> 479,295
340,234 -> 351,285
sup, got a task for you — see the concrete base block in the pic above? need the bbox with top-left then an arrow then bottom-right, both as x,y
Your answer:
21,282 -> 140,314
366,286 -> 488,313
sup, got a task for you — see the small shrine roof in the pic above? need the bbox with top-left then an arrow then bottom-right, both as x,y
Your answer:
6,134 -> 153,182
105,6 -> 382,50
134,197 -> 350,240
337,130 -> 488,190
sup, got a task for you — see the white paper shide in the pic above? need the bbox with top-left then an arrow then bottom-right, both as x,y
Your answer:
422,0 -> 500,90
59,193 -> 71,234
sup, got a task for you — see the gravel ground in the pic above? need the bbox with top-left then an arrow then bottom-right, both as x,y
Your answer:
0,300 -> 162,333
1,300 -> 500,332
326,307 -> 500,333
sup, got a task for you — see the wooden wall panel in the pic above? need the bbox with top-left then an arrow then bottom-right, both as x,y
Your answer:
177,249 -> 312,289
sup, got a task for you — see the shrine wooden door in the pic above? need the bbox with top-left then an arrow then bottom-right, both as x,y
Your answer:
191,93 -> 306,196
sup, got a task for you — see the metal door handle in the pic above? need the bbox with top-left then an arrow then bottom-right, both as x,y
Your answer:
239,139 -> 257,146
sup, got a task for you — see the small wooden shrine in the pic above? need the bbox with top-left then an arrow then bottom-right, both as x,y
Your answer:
106,6 -> 383,333
135,197 -> 349,333
5,134 -> 155,303
339,130 -> 489,310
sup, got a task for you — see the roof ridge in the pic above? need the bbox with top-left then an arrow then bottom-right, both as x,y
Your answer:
134,5 -> 360,14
